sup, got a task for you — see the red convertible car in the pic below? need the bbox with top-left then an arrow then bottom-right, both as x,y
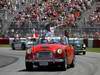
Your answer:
25,37 -> 75,70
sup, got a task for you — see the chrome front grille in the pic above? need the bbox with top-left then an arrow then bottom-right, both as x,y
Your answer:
37,51 -> 52,59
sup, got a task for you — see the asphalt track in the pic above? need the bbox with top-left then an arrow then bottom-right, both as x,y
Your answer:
0,48 -> 100,75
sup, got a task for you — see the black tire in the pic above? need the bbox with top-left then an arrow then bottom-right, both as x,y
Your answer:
67,64 -> 71,69
75,52 -> 78,55
67,61 -> 75,69
25,62 -> 33,71
61,64 -> 66,71
60,60 -> 67,70
83,51 -> 86,55
21,44 -> 26,50
70,60 -> 75,68
11,43 -> 15,50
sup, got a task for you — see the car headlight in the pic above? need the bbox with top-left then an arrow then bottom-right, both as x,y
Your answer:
26,48 -> 32,54
57,49 -> 63,54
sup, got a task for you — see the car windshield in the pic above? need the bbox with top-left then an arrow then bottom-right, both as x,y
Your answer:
50,38 -> 60,44
69,39 -> 81,46
39,37 -> 68,44
69,40 -> 74,45
40,39 -> 48,44
74,40 -> 81,44
20,39 -> 27,42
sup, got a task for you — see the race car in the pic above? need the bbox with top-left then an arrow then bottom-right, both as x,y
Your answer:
25,36 -> 75,70
11,38 -> 34,50
69,38 -> 86,55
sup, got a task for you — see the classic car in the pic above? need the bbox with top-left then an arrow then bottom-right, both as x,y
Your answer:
25,37 -> 75,70
69,38 -> 86,55
11,38 -> 34,50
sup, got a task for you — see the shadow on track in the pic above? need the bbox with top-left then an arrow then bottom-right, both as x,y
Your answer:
18,67 -> 67,72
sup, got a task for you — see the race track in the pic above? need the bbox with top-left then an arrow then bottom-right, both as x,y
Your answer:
0,48 -> 100,75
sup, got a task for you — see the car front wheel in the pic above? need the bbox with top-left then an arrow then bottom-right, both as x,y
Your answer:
25,62 -> 33,71
61,64 -> 66,71
83,51 -> 86,55
21,44 -> 26,50
70,61 -> 75,68
12,44 -> 15,50
67,61 -> 75,69
60,60 -> 67,70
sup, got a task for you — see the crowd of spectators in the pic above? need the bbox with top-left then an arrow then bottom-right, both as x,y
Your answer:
0,0 -> 95,37
88,6 -> 100,26
0,0 -> 7,9
63,31 -> 100,39
12,0 -> 94,29
0,0 -> 14,10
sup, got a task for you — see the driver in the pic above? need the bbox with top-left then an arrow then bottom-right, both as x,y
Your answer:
40,36 -> 48,44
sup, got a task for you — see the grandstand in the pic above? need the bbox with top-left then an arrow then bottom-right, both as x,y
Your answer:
0,0 -> 100,38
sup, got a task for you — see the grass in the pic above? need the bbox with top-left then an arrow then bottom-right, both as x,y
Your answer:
0,44 -> 10,47
87,48 -> 100,53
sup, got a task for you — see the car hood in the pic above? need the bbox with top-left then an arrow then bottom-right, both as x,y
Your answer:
31,44 -> 67,53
